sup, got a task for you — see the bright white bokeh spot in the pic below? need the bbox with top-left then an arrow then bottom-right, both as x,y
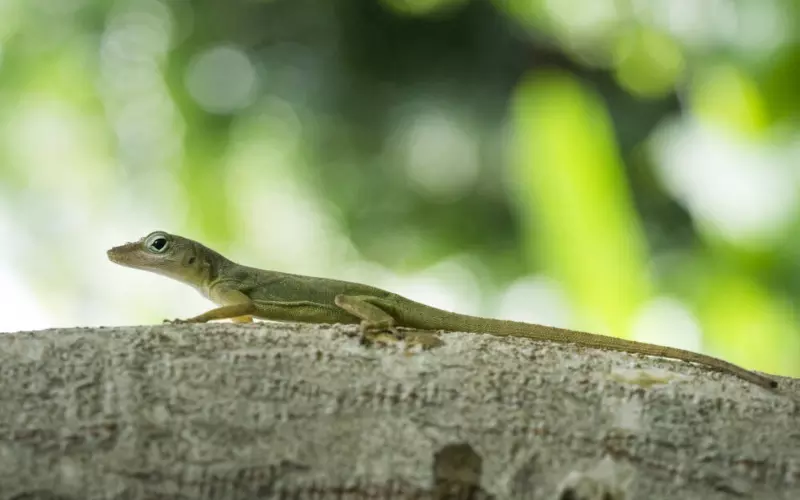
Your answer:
637,0 -> 737,47
392,107 -> 480,202
102,0 -> 173,66
99,0 -> 183,180
631,296 -> 702,352
185,45 -> 258,114
6,98 -> 110,204
732,0 -> 787,54
650,118 -> 798,245
0,265 -> 54,333
383,258 -> 483,316
113,91 -> 184,168
496,276 -> 574,327
635,0 -> 787,57
544,0 -> 618,36
0,210 -> 51,333
222,100 -> 342,274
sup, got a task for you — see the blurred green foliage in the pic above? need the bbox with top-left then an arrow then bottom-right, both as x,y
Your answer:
0,0 -> 798,377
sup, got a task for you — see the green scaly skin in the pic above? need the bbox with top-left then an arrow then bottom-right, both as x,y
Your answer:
107,230 -> 779,389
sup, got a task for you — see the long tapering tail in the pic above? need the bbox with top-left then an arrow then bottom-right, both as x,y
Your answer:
393,299 -> 777,389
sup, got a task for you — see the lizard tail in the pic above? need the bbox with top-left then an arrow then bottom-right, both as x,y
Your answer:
399,303 -> 777,389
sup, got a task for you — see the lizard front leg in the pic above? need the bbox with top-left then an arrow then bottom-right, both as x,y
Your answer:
165,289 -> 256,324
164,303 -> 256,324
334,295 -> 443,349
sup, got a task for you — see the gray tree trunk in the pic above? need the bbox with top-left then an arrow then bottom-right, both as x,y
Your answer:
0,323 -> 797,500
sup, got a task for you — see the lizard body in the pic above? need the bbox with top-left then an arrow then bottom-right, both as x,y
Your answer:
107,231 -> 778,389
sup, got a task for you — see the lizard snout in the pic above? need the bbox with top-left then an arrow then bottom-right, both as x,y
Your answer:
107,244 -> 132,264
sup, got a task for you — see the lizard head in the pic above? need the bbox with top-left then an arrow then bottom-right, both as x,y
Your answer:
107,230 -> 210,285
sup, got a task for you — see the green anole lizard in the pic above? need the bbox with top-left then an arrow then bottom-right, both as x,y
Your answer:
107,230 -> 778,389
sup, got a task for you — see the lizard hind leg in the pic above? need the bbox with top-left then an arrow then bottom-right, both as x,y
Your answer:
334,295 -> 443,350
334,294 -> 399,345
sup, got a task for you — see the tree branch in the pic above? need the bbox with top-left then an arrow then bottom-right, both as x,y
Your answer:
0,323 -> 797,499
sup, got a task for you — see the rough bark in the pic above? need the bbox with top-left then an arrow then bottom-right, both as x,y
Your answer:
0,323 -> 797,500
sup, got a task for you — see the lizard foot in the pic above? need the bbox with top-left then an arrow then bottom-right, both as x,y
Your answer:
163,318 -> 191,325
360,331 -> 402,347
357,321 -> 444,352
402,332 -> 444,351
358,319 -> 403,347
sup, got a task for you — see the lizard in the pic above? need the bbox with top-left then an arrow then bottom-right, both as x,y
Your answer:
106,230 -> 778,389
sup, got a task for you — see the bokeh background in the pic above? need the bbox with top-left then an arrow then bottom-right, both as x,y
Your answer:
0,0 -> 798,378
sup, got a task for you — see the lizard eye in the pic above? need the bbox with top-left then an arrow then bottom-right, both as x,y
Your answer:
145,233 -> 170,253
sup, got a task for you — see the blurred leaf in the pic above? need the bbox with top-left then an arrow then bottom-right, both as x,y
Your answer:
510,70 -> 652,336
613,27 -> 684,99
760,47 -> 800,124
690,64 -> 769,137
700,272 -> 799,376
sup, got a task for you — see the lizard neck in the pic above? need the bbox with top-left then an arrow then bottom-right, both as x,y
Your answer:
188,241 -> 233,291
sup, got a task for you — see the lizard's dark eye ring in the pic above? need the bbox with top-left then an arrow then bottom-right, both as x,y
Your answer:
145,233 -> 170,253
